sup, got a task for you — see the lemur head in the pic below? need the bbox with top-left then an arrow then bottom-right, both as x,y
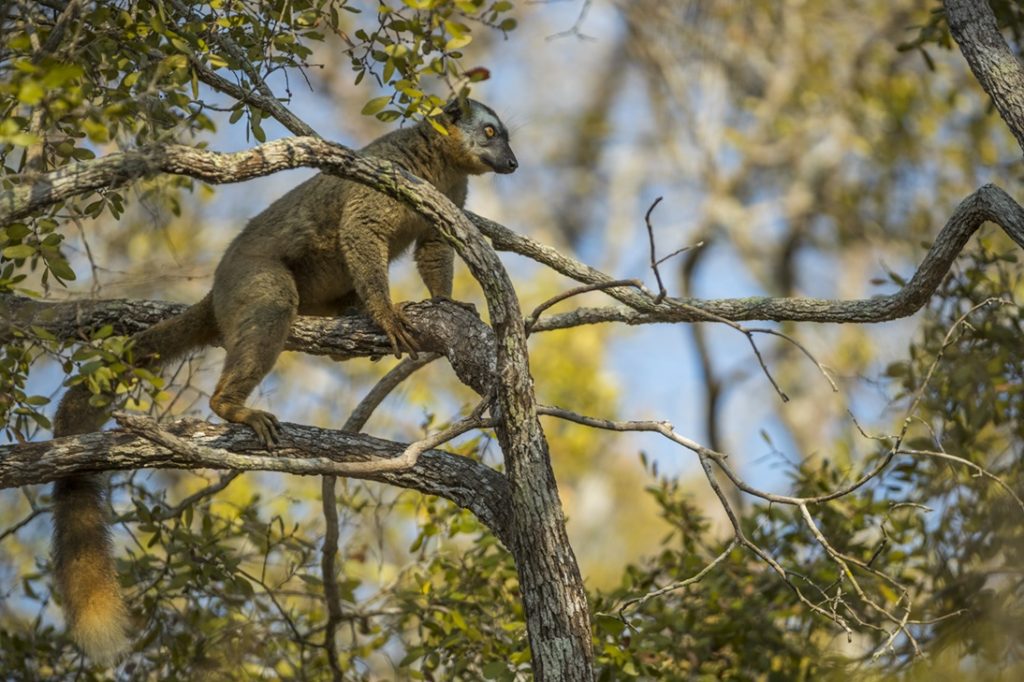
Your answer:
442,98 -> 518,175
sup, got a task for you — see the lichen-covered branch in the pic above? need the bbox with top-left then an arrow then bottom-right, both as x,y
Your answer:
473,183 -> 1024,326
0,295 -> 496,390
944,0 -> 1024,154
0,416 -> 514,544
1,137 -> 382,226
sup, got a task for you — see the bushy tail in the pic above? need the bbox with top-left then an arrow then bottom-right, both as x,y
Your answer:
52,293 -> 217,664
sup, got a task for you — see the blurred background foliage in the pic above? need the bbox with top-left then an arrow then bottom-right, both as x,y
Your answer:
1,0 -> 1022,678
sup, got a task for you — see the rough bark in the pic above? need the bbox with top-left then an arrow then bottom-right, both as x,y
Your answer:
476,183 -> 1024,328
1,296 -> 496,389
944,0 -> 1024,154
0,418 -> 514,545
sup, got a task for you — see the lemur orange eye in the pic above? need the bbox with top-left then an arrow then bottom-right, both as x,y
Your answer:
484,125 -> 496,138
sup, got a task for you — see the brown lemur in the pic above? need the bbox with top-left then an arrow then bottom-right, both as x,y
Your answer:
50,98 -> 517,664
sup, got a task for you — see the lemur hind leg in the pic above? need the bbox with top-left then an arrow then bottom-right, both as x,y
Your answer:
210,259 -> 299,446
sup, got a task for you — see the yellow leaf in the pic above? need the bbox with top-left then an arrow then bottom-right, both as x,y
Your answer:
17,81 -> 44,105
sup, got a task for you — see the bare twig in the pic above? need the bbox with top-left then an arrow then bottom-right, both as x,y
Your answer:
0,506 -> 46,543
655,242 -> 703,268
898,448 -> 1024,513
897,298 -> 1009,446
743,327 -> 839,392
641,197 -> 702,303
693,450 -> 855,637
321,353 -> 440,678
798,503 -> 920,656
644,196 -> 668,302
524,279 -> 645,334
149,471 -> 240,522
603,539 -> 739,618
343,355 -> 442,434
546,0 -> 596,41
536,404 -> 894,506
396,400 -> 495,469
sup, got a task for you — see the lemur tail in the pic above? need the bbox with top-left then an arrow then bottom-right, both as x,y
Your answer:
52,293 -> 217,664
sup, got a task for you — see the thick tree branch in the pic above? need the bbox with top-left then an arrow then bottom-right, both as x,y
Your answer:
0,296 -> 496,392
944,0 -> 1024,154
0,417 -> 513,545
0,137 -> 372,226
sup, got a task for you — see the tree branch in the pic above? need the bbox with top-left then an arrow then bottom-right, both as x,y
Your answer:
473,183 -> 1024,326
0,416 -> 514,545
0,295 -> 495,390
944,0 -> 1024,154
0,137 -> 372,226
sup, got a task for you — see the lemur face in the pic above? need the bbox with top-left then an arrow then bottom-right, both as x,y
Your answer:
444,98 -> 518,175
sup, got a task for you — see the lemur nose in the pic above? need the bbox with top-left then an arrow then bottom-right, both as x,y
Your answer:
507,158 -> 518,171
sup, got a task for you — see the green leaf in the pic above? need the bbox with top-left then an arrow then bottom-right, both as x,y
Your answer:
92,325 -> 115,340
361,95 -> 392,116
40,64 -> 83,88
482,661 -> 509,679
251,119 -> 266,143
30,411 -> 52,429
428,117 -> 449,136
4,224 -> 31,240
79,360 -> 104,375
43,254 -> 77,281
30,326 -> 56,341
2,244 -> 35,260
232,576 -> 255,597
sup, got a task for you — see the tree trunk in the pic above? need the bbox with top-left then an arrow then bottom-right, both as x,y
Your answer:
944,0 -> 1024,153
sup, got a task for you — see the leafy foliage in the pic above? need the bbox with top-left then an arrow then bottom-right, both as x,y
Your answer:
1,0 -> 1023,678
901,0 -> 1024,68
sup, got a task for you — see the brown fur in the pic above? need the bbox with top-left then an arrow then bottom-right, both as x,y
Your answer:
52,295 -> 218,663
50,108 -> 513,663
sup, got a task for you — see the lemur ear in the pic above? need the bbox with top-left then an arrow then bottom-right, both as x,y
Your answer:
444,97 -> 467,122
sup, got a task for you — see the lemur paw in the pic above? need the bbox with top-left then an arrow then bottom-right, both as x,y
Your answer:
245,409 -> 282,448
379,304 -> 421,360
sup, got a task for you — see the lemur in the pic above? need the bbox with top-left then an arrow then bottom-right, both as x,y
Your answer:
51,98 -> 517,664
